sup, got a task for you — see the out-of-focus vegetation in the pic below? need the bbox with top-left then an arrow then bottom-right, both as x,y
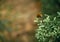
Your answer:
35,0 -> 60,42
35,12 -> 60,42
0,0 -> 60,42
41,0 -> 60,16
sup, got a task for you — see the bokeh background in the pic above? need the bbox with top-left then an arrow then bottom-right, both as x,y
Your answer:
0,0 -> 60,42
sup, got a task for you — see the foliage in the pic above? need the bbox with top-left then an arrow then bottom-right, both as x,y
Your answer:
35,12 -> 60,42
0,0 -> 60,42
40,0 -> 60,16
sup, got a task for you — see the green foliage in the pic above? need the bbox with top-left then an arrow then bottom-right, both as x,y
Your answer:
35,12 -> 60,42
0,19 -> 12,32
0,0 -> 60,42
0,20 -> 6,32
40,0 -> 60,16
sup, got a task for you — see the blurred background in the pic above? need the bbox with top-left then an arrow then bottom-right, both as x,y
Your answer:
0,0 -> 60,42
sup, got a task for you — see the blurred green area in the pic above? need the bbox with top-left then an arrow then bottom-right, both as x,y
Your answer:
35,0 -> 60,42
35,12 -> 60,42
41,0 -> 60,16
0,0 -> 60,42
